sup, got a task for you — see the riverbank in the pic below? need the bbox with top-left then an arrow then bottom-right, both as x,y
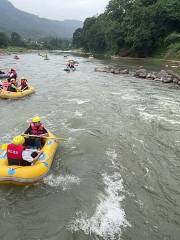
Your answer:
71,48 -> 180,63
0,47 -> 32,55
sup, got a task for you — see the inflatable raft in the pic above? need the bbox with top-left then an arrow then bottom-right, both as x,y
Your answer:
0,132 -> 58,185
0,86 -> 35,99
0,74 -> 9,79
64,67 -> 76,72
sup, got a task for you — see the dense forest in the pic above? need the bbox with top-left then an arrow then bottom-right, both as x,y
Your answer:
0,32 -> 70,50
73,0 -> 180,58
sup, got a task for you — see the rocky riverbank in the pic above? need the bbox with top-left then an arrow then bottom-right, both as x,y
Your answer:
95,66 -> 180,86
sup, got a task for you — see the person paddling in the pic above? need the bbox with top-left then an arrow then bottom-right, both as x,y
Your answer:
20,77 -> 29,91
24,116 -> 48,150
67,60 -> 75,69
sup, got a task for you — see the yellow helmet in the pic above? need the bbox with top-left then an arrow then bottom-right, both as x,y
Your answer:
32,116 -> 41,123
12,135 -> 25,145
21,76 -> 26,80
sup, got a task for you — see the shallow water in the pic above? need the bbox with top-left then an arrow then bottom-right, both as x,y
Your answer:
0,53 -> 180,240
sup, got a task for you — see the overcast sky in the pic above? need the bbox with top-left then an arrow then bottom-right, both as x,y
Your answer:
9,0 -> 109,21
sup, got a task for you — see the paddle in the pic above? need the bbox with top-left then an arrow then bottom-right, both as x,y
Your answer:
20,86 -> 29,92
22,134 -> 66,141
1,143 -> 7,151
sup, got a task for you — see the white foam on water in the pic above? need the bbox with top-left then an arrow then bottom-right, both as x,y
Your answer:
74,111 -> 83,117
121,93 -> 139,101
67,98 -> 90,105
106,149 -> 118,169
136,105 -> 146,111
44,174 -> 80,190
111,92 -> 122,95
139,111 -> 180,125
68,128 -> 86,132
144,167 -> 150,177
139,111 -> 156,122
68,172 -> 130,240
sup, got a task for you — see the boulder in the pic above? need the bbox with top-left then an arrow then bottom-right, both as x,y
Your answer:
162,77 -> 173,83
106,68 -> 112,73
156,70 -> 173,83
154,78 -> 161,81
113,69 -> 121,74
146,72 -> 156,80
94,67 -> 107,72
173,78 -> 179,84
134,68 -> 147,78
120,69 -> 129,74
167,70 -> 180,81
156,70 -> 169,80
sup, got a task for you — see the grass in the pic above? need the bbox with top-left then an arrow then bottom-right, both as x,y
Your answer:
152,43 -> 180,61
0,46 -> 29,54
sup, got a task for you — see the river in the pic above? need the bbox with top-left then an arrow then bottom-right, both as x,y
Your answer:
0,52 -> 180,240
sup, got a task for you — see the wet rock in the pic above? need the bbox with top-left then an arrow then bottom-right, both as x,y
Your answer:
146,72 -> 156,80
154,78 -> 161,81
162,77 -> 173,83
94,66 -> 179,87
113,68 -> 120,74
156,70 -> 173,83
167,70 -> 180,81
110,68 -> 115,73
120,68 -> 129,74
156,70 -> 169,80
94,67 -> 107,72
105,68 -> 112,73
134,68 -> 147,78
173,78 -> 179,84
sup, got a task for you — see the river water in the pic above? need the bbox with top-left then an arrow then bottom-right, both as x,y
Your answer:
0,52 -> 180,240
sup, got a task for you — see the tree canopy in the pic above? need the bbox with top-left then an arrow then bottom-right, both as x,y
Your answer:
0,31 -> 71,50
73,0 -> 180,57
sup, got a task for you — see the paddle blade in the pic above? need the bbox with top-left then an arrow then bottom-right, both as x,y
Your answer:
1,143 -> 8,151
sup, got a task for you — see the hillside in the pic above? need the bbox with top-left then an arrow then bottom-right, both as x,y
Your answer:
0,0 -> 82,39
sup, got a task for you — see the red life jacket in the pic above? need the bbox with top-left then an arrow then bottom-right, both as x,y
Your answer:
21,80 -> 28,89
7,144 -> 25,160
30,123 -> 44,135
3,82 -> 11,90
9,71 -> 17,79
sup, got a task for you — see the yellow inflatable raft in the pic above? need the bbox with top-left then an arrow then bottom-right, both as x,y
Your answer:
0,86 -> 35,99
0,132 -> 58,185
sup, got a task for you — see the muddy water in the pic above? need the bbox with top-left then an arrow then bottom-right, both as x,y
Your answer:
0,53 -> 180,240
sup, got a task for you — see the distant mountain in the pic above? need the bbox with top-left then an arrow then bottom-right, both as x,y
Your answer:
0,0 -> 82,39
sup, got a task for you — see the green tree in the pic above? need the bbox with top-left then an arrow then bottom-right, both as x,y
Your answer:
73,28 -> 83,48
73,0 -> 180,57
0,32 -> 9,47
11,32 -> 24,46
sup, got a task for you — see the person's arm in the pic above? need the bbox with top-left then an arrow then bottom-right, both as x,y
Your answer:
24,126 -> 31,134
39,133 -> 48,137
32,150 -> 43,165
